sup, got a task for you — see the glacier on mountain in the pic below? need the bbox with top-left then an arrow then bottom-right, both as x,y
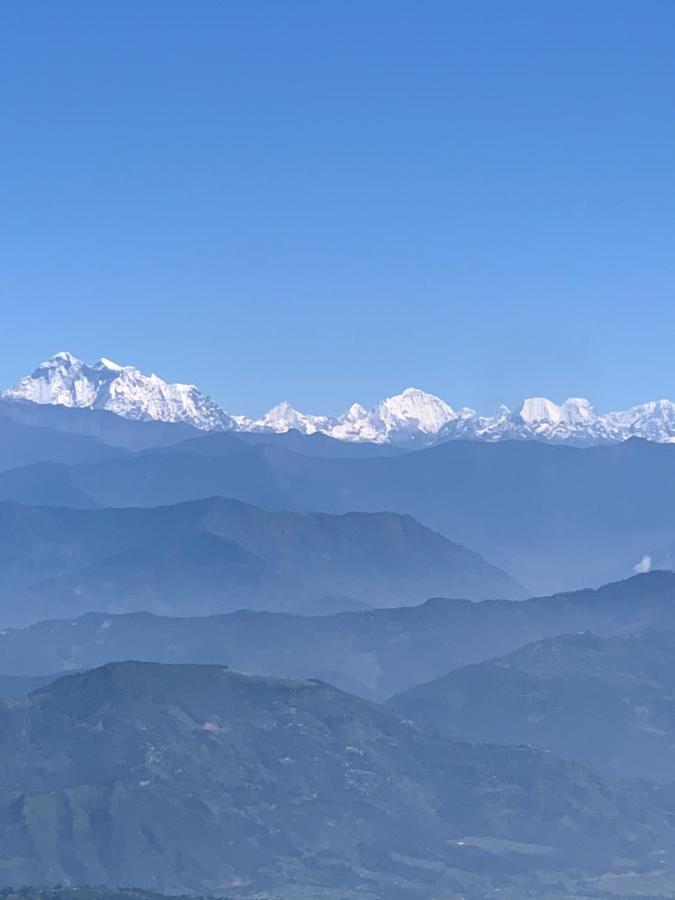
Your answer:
5,352 -> 675,447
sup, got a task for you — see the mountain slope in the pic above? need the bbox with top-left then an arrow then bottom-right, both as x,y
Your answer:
3,572 -> 675,701
389,630 -> 675,783
0,661 -> 669,897
258,436 -> 675,592
0,497 -> 522,625
0,673 -> 64,697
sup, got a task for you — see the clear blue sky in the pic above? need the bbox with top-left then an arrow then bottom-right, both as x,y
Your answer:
2,1 -> 675,417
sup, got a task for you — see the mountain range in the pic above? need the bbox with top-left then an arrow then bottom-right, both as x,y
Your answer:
5,355 -> 675,899
0,660 -> 671,898
3,572 -> 675,701
6,352 -> 675,447
0,497 -> 521,625
3,432 -> 675,593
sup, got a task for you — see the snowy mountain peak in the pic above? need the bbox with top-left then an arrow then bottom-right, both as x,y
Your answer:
561,397 -> 596,423
270,401 -> 294,415
638,399 -> 675,415
255,401 -> 327,435
323,388 -> 456,444
517,396 -> 598,428
401,387 -> 431,398
238,399 -> 333,436
3,353 -> 233,431
94,357 -> 124,372
377,388 -> 456,432
518,397 -> 564,424
345,402 -> 369,420
241,388 -> 456,444
48,351 -> 80,365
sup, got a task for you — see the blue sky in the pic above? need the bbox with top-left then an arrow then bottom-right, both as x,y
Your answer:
2,1 -> 675,417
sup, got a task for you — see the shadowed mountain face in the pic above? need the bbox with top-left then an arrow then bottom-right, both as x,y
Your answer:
0,415 -> 125,471
3,572 -> 675,701
1,435 -> 675,593
0,661 -> 670,898
389,630 -> 675,784
0,400 -> 199,451
0,497 -> 522,625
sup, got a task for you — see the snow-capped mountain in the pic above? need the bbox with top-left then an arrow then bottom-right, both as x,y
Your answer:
5,352 -> 675,447
437,396 -> 675,445
2,352 -> 233,431
242,388 -> 465,444
244,390 -> 675,446
240,401 -> 334,436
332,388 -> 461,443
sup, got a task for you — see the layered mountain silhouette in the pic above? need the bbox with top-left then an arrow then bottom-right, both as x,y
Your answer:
0,398 -> 199,451
3,572 -> 675,700
1,431 -> 674,592
0,497 -> 522,625
0,661 -> 670,898
0,415 -> 125,471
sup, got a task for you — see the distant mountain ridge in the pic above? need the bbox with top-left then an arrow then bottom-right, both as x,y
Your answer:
0,396 -> 199,450
6,352 -> 675,445
3,434 -> 674,593
3,572 -> 675,701
0,414 -> 125,471
0,497 -> 522,625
